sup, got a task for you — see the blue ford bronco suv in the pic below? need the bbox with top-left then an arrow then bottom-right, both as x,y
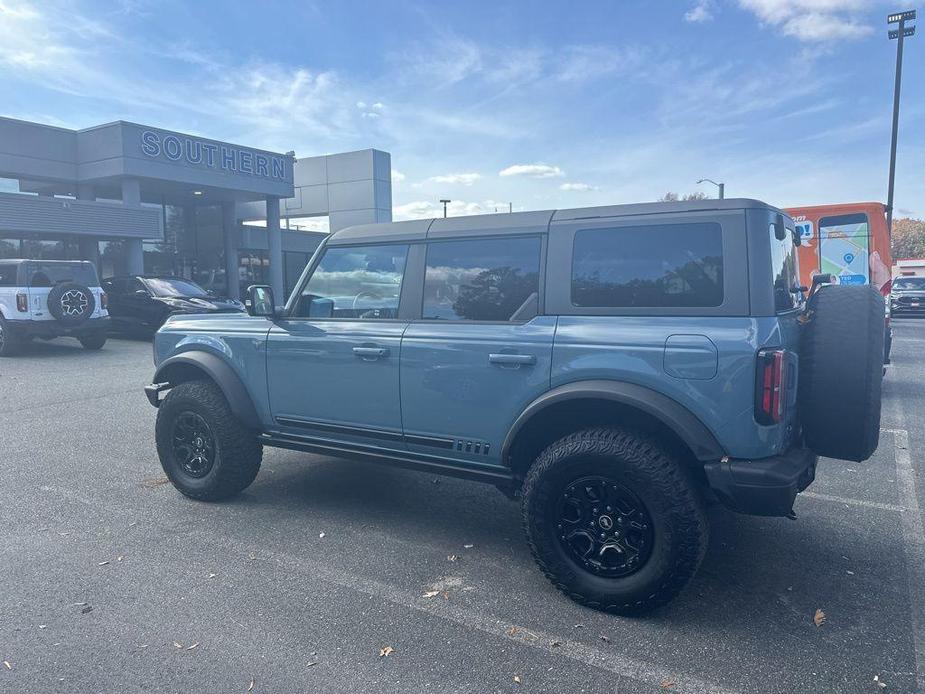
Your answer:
146,199 -> 884,614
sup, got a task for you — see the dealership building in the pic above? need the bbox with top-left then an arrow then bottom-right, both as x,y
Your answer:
0,116 -> 392,299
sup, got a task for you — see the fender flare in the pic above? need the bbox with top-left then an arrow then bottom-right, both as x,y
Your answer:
154,351 -> 260,429
501,379 -> 725,463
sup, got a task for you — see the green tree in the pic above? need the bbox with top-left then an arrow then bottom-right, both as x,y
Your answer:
658,192 -> 708,202
892,218 -> 925,259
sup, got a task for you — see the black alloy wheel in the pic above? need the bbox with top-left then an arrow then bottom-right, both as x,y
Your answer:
171,411 -> 216,479
555,475 -> 654,578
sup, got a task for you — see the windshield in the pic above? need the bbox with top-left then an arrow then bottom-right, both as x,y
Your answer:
26,262 -> 97,287
144,278 -> 210,298
893,277 -> 925,291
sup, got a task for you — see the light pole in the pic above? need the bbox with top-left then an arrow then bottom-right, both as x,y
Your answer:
697,178 -> 725,199
439,199 -> 451,218
886,9 -> 916,234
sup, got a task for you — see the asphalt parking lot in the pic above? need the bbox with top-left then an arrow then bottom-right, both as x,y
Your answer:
1,321 -> 924,694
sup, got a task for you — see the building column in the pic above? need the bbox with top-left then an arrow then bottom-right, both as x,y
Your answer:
222,201 -> 240,299
121,179 -> 144,275
266,196 -> 284,302
75,184 -> 100,269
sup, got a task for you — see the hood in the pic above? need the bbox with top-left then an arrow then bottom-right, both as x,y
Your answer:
156,295 -> 245,311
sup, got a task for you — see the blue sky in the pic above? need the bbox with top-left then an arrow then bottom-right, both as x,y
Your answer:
1,0 -> 922,220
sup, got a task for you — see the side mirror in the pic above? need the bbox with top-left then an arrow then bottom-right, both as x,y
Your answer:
773,214 -> 787,241
247,285 -> 276,318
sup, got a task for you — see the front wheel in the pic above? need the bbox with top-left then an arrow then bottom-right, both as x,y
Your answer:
522,428 -> 708,615
155,380 -> 263,501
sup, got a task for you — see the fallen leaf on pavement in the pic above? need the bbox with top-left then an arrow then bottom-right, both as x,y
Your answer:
447,555 -> 458,562
379,646 -> 394,658
513,675 -> 522,684
813,609 -> 826,627
141,477 -> 170,488
506,626 -> 519,637
3,662 -> 11,670
600,635 -> 610,643
247,679 -> 255,692
173,642 -> 182,649
422,590 -> 440,598
463,544 -> 474,549
187,643 -> 199,650
209,573 -> 217,579
117,556 -> 124,562
660,678 -> 676,689
319,532 -> 325,539
874,675 -> 886,689
98,561 -> 110,566
307,661 -> 318,667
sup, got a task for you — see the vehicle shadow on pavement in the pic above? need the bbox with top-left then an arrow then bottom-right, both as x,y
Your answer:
212,452 -> 919,692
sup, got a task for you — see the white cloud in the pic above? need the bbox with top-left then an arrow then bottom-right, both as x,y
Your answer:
559,182 -> 598,192
356,100 -> 366,108
686,0 -> 717,22
737,0 -> 874,41
391,170 -> 406,183
552,45 -> 645,83
427,172 -> 482,186
394,199 -> 508,220
499,163 -> 564,178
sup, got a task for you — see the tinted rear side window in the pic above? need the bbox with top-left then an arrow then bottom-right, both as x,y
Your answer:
571,223 -> 724,308
423,236 -> 542,321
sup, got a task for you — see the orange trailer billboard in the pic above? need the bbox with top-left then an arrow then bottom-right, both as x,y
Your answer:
783,202 -> 892,296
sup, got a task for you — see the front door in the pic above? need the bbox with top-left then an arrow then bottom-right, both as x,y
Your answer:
266,242 -> 411,448
400,235 -> 554,468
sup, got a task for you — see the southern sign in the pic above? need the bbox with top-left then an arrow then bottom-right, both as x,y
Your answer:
140,130 -> 288,181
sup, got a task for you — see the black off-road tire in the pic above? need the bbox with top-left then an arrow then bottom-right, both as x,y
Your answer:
155,380 -> 262,501
522,428 -> 708,616
78,332 -> 107,350
799,285 -> 884,462
0,316 -> 22,357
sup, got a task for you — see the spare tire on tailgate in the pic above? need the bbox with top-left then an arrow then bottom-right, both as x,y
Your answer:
798,284 -> 884,462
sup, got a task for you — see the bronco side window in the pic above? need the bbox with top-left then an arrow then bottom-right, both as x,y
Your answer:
294,244 -> 409,319
571,223 -> 724,308
422,236 -> 542,321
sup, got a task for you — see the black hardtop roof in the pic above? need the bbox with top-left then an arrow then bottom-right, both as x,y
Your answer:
327,198 -> 783,245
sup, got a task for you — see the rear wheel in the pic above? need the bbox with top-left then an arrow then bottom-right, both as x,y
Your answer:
0,317 -> 22,357
522,427 -> 708,615
155,380 -> 263,500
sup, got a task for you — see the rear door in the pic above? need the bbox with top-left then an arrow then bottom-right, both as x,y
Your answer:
400,235 -> 554,467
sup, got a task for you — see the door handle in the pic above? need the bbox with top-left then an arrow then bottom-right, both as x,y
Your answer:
353,346 -> 389,359
489,353 -> 536,366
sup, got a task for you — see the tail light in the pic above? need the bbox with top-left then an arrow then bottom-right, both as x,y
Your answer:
16,292 -> 28,312
100,291 -> 108,309
755,348 -> 787,425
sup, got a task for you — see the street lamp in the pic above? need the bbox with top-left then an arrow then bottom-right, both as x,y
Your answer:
886,9 -> 916,233
439,199 -> 451,218
697,178 -> 725,199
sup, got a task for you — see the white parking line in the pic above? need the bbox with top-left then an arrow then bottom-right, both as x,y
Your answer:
887,415 -> 925,693
800,491 -> 904,512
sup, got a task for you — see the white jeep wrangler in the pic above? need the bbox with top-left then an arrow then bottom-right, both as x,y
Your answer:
0,259 -> 110,356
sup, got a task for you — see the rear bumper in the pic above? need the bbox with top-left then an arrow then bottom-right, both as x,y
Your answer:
5,316 -> 110,339
703,446 -> 817,517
